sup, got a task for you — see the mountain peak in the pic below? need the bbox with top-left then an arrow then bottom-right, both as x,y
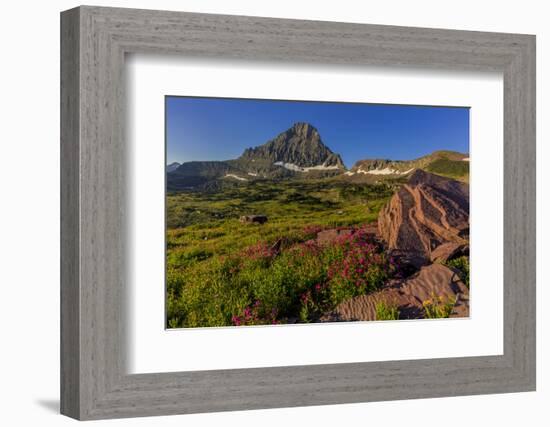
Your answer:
289,122 -> 319,139
167,162 -> 181,173
239,123 -> 344,169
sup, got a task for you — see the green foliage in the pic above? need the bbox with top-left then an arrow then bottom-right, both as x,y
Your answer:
165,179 -> 396,328
326,239 -> 391,306
446,256 -> 470,288
298,282 -> 331,323
425,158 -> 469,179
375,301 -> 400,320
422,293 -> 457,319
166,180 -> 393,230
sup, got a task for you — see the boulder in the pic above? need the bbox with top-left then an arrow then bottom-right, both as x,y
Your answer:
316,228 -> 353,244
378,169 -> 469,264
316,224 -> 378,245
430,242 -> 469,263
321,263 -> 469,321
239,215 -> 268,224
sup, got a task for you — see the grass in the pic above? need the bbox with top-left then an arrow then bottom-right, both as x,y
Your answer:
166,180 -> 392,268
166,179 -> 395,328
425,158 -> 469,181
422,293 -> 457,319
375,301 -> 400,320
445,256 -> 470,288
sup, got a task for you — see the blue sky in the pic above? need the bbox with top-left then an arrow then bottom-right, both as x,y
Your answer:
166,96 -> 469,168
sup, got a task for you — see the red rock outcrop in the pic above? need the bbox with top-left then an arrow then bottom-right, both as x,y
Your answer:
321,263 -> 469,321
378,169 -> 469,265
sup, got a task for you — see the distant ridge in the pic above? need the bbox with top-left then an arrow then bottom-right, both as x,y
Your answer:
345,150 -> 469,181
167,162 -> 181,173
167,123 -> 469,191
168,122 -> 345,190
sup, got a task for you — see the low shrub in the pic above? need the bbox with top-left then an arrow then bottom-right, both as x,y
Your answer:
446,256 -> 470,288
375,301 -> 400,320
231,300 -> 280,326
326,228 -> 393,305
166,225 -> 396,327
299,283 -> 331,323
423,293 -> 457,319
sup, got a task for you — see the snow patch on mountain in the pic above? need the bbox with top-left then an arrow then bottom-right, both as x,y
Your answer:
305,164 -> 341,171
364,167 -> 401,175
224,174 -> 248,181
167,162 -> 181,173
352,167 -> 415,176
274,161 -> 341,173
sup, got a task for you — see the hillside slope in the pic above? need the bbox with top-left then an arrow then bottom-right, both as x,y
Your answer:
346,150 -> 469,181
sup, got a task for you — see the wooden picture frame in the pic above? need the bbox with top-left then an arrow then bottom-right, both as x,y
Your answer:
60,5 -> 536,420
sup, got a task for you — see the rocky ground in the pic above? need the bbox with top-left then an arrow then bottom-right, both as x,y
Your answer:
319,169 -> 470,321
321,263 -> 469,321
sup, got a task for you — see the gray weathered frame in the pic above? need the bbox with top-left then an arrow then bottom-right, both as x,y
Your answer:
60,5 -> 536,420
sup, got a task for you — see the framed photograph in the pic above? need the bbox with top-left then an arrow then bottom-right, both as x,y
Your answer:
164,98 -> 471,329
61,6 -> 536,420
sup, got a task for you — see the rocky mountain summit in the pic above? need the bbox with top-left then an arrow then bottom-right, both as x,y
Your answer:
168,122 -> 345,190
240,122 -> 344,169
166,162 -> 181,173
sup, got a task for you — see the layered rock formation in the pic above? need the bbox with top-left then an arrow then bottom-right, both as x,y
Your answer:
240,122 -> 345,169
322,263 -> 469,321
318,168 -> 471,322
378,169 -> 469,266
